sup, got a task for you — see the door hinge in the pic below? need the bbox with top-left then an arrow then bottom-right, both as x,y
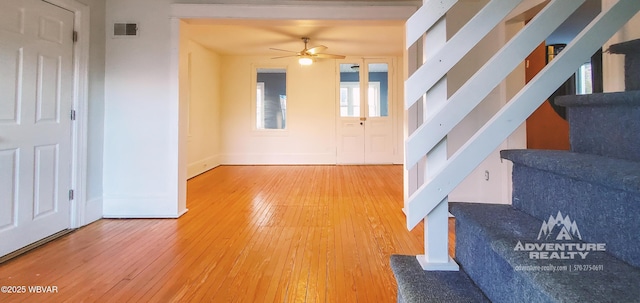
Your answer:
68,189 -> 74,200
73,31 -> 78,43
70,109 -> 76,121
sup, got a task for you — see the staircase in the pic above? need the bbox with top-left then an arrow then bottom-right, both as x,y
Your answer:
392,38 -> 640,302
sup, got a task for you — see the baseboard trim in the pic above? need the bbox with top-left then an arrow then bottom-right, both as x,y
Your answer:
221,153 -> 336,165
187,155 -> 221,179
83,197 -> 103,226
103,195 -> 182,218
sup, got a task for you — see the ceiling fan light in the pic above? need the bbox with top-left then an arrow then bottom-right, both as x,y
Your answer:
299,56 -> 313,65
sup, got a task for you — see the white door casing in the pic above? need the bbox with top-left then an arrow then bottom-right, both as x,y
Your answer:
0,0 -> 74,257
336,59 -> 394,164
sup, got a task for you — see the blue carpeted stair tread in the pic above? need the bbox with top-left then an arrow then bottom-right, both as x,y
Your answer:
553,91 -> 640,161
450,202 -> 640,302
390,255 -> 490,303
503,149 -> 640,268
500,149 -> 640,193
554,90 -> 640,107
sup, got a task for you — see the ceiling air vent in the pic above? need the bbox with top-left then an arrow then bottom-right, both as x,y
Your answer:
113,23 -> 138,37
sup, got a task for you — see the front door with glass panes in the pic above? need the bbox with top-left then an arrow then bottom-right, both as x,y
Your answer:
336,59 -> 394,164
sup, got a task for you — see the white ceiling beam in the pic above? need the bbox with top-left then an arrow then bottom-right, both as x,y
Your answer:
171,3 -> 418,20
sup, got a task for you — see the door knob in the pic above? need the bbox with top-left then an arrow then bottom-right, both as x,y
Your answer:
360,122 -> 363,125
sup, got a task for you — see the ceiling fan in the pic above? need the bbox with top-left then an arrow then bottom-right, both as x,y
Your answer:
270,37 -> 346,65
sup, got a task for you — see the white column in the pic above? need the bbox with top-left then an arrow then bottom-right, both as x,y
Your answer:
416,17 -> 458,271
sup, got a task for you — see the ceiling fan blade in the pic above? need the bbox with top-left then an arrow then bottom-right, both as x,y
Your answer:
271,54 -> 298,59
269,47 -> 298,53
314,53 -> 346,59
307,45 -> 328,55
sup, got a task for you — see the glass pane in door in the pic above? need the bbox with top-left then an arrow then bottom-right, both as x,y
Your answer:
340,63 -> 360,117
367,63 -> 388,117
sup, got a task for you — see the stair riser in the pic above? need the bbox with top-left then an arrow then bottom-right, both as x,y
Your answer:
511,164 -> 640,267
455,219 -> 554,303
625,55 -> 640,90
608,38 -> 640,90
567,105 -> 640,162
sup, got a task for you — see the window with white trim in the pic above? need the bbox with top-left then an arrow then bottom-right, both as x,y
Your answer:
255,68 -> 287,130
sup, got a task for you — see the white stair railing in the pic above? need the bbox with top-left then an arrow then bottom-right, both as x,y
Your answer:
404,0 -> 640,271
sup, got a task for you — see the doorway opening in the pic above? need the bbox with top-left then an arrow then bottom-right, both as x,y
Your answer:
336,60 -> 395,164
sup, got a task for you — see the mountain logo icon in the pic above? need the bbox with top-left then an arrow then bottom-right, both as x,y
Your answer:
537,211 -> 582,241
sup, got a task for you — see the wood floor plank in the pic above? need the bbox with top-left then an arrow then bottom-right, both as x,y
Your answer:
0,165 -> 457,303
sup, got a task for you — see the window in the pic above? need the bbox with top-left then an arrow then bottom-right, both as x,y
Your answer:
367,63 -> 388,117
339,62 -> 389,118
256,68 -> 286,129
340,82 -> 360,117
339,63 -> 360,117
367,82 -> 381,117
576,62 -> 592,95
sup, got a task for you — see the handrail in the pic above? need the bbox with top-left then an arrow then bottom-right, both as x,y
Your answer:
403,0 -> 640,269
405,0 -> 456,49
405,0 -> 521,109
405,0 -> 586,168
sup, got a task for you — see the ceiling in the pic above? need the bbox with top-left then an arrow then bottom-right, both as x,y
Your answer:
180,0 -> 601,59
182,19 -> 405,58
175,0 -> 421,6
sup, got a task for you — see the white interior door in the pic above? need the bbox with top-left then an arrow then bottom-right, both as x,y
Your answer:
337,70 -> 364,164
363,61 -> 394,163
337,60 -> 394,164
0,0 -> 74,257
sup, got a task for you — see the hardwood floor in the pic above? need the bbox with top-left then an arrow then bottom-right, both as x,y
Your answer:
0,165 -> 455,302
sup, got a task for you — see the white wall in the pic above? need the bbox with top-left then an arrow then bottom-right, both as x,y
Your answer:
445,0 -> 526,204
219,56 -> 338,164
183,30 -> 404,167
216,55 -> 404,165
603,1 -> 640,92
103,0 -> 412,217
96,0 -> 637,218
393,58 -> 406,164
105,0 -> 529,217
180,26 -> 223,178
503,20 -> 527,205
184,27 -> 403,169
103,0 -> 182,217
